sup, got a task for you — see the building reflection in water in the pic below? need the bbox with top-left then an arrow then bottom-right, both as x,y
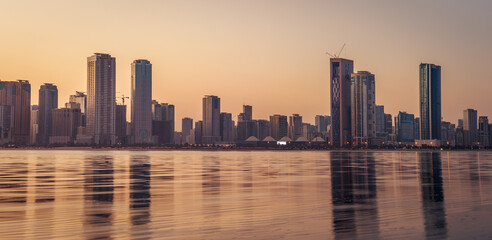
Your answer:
84,155 -> 114,239
129,155 -> 151,238
0,160 -> 28,238
418,152 -> 447,239
202,155 -> 221,231
34,156 -> 56,238
330,152 -> 379,239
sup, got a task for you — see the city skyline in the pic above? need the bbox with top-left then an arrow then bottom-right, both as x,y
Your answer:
1,1 -> 492,129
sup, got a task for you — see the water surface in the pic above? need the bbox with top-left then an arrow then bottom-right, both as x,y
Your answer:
0,150 -> 491,239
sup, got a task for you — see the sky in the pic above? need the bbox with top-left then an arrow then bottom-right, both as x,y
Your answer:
1,0 -> 491,130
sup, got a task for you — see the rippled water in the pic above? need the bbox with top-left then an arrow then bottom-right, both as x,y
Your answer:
0,150 -> 491,239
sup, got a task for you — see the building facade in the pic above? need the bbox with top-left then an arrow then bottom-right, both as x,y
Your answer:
330,58 -> 354,147
202,95 -> 221,144
419,63 -> 441,140
350,71 -> 376,145
463,109 -> 478,146
478,116 -> 489,147
270,114 -> 288,140
182,117 -> 193,144
220,112 -> 233,143
131,59 -> 153,144
0,105 -> 14,144
288,114 -> 303,141
50,108 -> 82,144
395,112 -> 415,144
38,83 -> 58,145
86,53 -> 116,145
0,80 -> 31,145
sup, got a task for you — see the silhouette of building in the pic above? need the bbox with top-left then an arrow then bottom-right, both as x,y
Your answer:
220,112 -> 233,143
395,112 -> 414,144
0,80 -> 31,145
151,101 -> 174,144
463,109 -> 477,146
288,114 -> 303,141
182,118 -> 193,144
202,95 -> 221,144
50,107 -> 81,144
330,58 -> 354,147
478,116 -> 489,147
350,71 -> 376,145
30,105 -> 39,145
69,91 -> 86,126
115,104 -> 127,144
86,53 -> 116,145
270,115 -> 288,141
257,120 -> 271,140
131,59 -> 152,144
38,83 -> 58,145
419,63 -> 441,140
315,115 -> 330,133
0,105 -> 14,144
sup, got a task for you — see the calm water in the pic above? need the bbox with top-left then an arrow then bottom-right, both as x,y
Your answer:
0,150 -> 491,239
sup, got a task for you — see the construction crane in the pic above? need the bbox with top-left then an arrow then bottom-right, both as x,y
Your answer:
117,92 -> 129,105
325,43 -> 346,58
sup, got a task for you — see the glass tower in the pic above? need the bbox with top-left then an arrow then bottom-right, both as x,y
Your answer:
419,63 -> 441,140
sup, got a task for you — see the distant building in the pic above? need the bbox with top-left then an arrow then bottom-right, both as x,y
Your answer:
441,121 -> 455,146
414,117 -> 420,140
478,116 -> 489,147
131,59 -> 153,144
395,112 -> 414,144
152,101 -> 175,144
257,120 -> 271,140
463,109 -> 478,146
315,115 -> 330,133
30,105 -> 39,145
384,114 -> 392,134
302,123 -> 317,140
243,105 -> 252,121
375,105 -> 385,135
194,121 -> 203,145
489,124 -> 492,148
0,80 -> 31,145
0,105 -> 14,144
288,114 -> 303,141
50,107 -> 82,144
350,71 -> 376,145
182,118 -> 193,144
419,63 -> 441,140
38,83 -> 58,145
237,106 -> 257,141
69,91 -> 87,126
115,105 -> 127,144
330,58 -> 354,147
202,95 -> 221,144
270,114 -> 288,141
86,53 -> 116,145
220,112 -> 233,142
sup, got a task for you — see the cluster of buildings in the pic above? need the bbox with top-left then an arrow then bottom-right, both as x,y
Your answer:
0,53 -> 491,148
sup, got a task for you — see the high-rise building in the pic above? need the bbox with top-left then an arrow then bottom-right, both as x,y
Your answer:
38,83 -> 58,145
30,105 -> 39,145
69,91 -> 86,126
350,71 -> 376,145
0,105 -> 14,144
270,114 -> 288,140
257,120 -> 271,140
330,58 -> 354,147
195,121 -> 203,145
202,95 -> 221,144
243,105 -> 252,121
375,106 -> 385,134
50,107 -> 81,144
182,118 -> 193,144
384,114 -> 392,134
131,59 -> 152,144
441,121 -> 455,146
220,112 -> 233,142
288,114 -> 303,141
419,63 -> 441,140
463,109 -> 478,146
0,80 -> 31,145
116,104 -> 127,144
489,124 -> 492,148
478,116 -> 489,147
315,115 -> 330,133
414,117 -> 421,140
151,101 -> 175,144
86,53 -> 116,145
395,112 -> 415,143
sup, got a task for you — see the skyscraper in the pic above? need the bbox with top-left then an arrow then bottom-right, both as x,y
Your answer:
330,58 -> 354,147
419,63 -> 441,140
115,104 -> 127,144
220,112 -> 233,142
395,112 -> 415,143
50,107 -> 81,144
288,114 -> 303,141
243,105 -> 252,121
87,53 -> 116,145
69,91 -> 87,126
131,59 -> 152,144
478,116 -> 489,147
182,117 -> 193,143
0,80 -> 31,145
270,114 -> 288,140
350,71 -> 376,145
38,83 -> 58,145
463,109 -> 477,146
315,115 -> 329,133
0,105 -> 14,144
202,95 -> 221,144
375,105 -> 385,135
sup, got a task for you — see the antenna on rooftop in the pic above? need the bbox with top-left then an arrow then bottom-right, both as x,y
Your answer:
325,43 -> 346,58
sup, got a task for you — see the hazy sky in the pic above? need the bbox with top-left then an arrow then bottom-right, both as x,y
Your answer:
1,0 -> 491,129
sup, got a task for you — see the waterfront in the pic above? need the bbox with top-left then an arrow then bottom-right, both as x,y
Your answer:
0,150 -> 491,239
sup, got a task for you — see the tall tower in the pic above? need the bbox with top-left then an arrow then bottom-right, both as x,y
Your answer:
202,95 -> 221,144
330,58 -> 354,147
38,83 -> 58,145
131,59 -> 153,144
269,114 -> 288,140
0,80 -> 31,145
419,63 -> 441,140
87,53 -> 116,145
350,71 -> 376,145
463,109 -> 478,146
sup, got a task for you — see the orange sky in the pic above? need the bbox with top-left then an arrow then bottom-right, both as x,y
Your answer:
1,0 -> 491,129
